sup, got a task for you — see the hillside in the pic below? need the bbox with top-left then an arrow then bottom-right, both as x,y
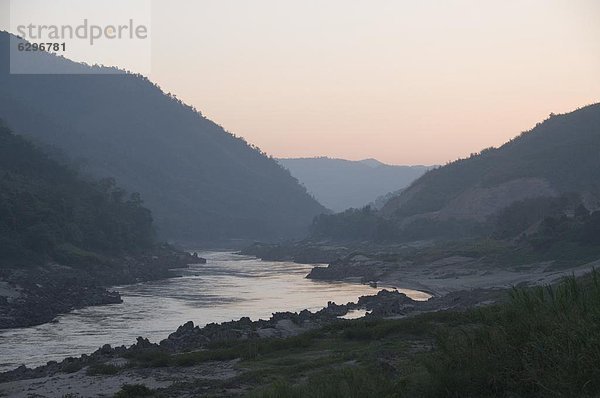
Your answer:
0,32 -> 327,243
278,157 -> 429,212
308,104 -> 600,242
381,104 -> 600,224
0,122 -> 191,328
0,123 -> 154,266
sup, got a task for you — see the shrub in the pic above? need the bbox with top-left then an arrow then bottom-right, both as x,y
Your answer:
248,366 -> 399,398
114,384 -> 153,398
86,363 -> 121,375
424,272 -> 600,397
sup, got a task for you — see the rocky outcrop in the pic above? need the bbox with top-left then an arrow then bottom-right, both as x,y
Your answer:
0,283 -> 122,329
191,252 -> 207,264
159,310 -> 328,352
0,308 -> 334,382
355,289 -> 417,316
307,253 -> 395,282
0,247 -> 197,329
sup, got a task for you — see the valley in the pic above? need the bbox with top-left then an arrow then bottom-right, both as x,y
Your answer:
0,5 -> 599,395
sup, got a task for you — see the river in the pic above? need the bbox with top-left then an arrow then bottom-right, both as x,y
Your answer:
0,251 -> 430,372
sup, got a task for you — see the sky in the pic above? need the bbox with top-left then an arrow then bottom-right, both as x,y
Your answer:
2,0 -> 600,165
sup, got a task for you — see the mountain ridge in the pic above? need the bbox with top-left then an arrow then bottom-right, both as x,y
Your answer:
381,103 -> 600,225
308,103 -> 600,242
0,31 -> 327,243
277,157 -> 431,212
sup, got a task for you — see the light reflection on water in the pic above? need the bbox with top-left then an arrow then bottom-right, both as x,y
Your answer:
0,251 -> 429,371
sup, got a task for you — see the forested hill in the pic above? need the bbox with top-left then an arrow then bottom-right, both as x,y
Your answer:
0,123 -> 154,266
278,157 -> 430,212
381,103 -> 600,222
310,103 -> 600,242
0,32 -> 327,243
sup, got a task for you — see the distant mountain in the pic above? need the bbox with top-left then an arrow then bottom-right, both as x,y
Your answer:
310,103 -> 600,242
0,32 -> 327,243
277,157 -> 430,212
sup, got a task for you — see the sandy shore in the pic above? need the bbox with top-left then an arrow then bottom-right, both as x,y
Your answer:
378,256 -> 600,296
0,360 -> 238,398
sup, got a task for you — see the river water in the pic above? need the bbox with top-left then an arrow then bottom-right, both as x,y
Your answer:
0,251 -> 430,372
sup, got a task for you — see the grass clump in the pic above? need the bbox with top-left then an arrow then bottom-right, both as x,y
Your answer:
425,271 -> 600,397
86,363 -> 121,375
60,359 -> 83,374
247,366 -> 401,398
113,384 -> 153,398
123,348 -> 171,368
245,271 -> 600,398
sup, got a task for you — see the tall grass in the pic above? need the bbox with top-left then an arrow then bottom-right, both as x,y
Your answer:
246,366 -> 400,398
245,271 -> 600,397
425,271 -> 600,397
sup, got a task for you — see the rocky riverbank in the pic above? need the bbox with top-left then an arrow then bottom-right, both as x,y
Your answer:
1,274 -> 595,398
0,246 -> 201,329
244,241 -> 600,297
306,251 -> 600,297
0,285 -> 504,387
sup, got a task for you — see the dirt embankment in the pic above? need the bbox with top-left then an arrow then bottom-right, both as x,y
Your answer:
0,249 -> 200,329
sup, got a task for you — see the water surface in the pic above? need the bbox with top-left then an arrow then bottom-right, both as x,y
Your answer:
0,252 -> 429,371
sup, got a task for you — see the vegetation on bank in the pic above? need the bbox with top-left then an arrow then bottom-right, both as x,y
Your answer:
309,195 -> 600,272
245,272 -> 600,398
312,194 -> 600,244
309,205 -> 486,242
75,272 -> 600,397
0,123 -> 155,267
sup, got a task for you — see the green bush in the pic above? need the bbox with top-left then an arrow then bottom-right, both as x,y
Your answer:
114,384 -> 153,398
123,348 -> 171,368
60,360 -> 83,374
248,366 -> 400,398
86,363 -> 121,375
424,272 -> 600,397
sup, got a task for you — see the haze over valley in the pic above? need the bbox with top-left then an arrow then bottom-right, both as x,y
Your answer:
1,1 -> 599,397
277,157 -> 431,212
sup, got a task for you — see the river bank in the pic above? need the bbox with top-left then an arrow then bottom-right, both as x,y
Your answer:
242,240 -> 600,296
307,252 -> 600,296
0,245 -> 198,329
0,284 -> 501,397
1,249 -> 596,397
0,252 -> 392,372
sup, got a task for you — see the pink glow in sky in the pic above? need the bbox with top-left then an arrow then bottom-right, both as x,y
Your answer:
149,0 -> 600,165
3,0 -> 599,165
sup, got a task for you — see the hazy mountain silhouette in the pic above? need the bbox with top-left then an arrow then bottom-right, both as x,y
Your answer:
382,104 -> 600,219
379,103 -> 600,229
0,122 -> 154,265
0,32 -> 327,243
278,157 -> 430,212
310,104 -> 600,242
